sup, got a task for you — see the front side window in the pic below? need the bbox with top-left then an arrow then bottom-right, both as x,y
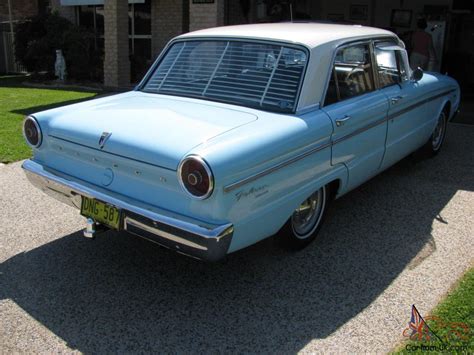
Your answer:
325,43 -> 375,105
142,40 -> 308,112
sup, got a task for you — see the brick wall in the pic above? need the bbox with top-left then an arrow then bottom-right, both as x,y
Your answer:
189,0 -> 224,32
103,0 -> 130,87
0,0 -> 38,22
0,0 -> 76,23
151,0 -> 188,59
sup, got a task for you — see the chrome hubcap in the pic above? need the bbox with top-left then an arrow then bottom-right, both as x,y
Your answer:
291,187 -> 326,239
432,112 -> 446,151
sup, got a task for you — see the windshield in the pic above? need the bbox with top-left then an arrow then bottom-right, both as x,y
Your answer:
141,40 -> 308,113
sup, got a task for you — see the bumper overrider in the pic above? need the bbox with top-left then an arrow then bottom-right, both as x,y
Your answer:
22,159 -> 233,261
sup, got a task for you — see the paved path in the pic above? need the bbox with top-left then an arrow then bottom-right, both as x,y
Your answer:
1,123 -> 473,353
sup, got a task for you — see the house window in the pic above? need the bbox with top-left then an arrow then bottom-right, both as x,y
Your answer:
129,1 -> 152,81
76,1 -> 151,82
75,1 -> 151,59
129,1 -> 151,58
76,5 -> 104,48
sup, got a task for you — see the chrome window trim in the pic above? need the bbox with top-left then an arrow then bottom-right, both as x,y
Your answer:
322,39 -> 376,107
321,35 -> 399,108
372,39 -> 408,89
295,103 -> 320,115
369,40 -> 381,89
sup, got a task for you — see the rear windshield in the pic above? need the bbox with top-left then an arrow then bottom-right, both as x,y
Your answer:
141,40 -> 308,113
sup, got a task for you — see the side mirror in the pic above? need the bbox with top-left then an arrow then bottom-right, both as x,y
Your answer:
412,67 -> 424,81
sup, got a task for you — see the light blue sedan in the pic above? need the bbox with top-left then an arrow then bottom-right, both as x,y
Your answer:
22,23 -> 461,261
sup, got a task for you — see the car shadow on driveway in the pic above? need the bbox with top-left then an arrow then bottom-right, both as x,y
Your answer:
1,124 -> 473,352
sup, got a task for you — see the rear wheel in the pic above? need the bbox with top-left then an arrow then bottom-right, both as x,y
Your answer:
277,185 -> 329,250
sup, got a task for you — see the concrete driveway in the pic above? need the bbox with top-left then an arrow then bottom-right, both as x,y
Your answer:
1,123 -> 473,353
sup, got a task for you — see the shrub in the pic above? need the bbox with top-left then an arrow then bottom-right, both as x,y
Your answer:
15,12 -> 103,81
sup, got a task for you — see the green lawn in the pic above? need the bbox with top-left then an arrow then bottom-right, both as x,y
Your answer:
396,268 -> 474,354
0,76 -> 98,163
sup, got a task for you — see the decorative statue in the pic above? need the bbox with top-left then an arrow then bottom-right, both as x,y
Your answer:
54,49 -> 67,81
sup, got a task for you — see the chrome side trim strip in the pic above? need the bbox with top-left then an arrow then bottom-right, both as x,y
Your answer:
223,141 -> 332,193
387,89 -> 456,121
223,88 -> 456,193
333,89 -> 456,146
332,115 -> 387,145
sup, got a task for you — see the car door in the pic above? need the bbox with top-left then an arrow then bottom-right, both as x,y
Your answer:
322,42 -> 389,192
374,42 -> 437,170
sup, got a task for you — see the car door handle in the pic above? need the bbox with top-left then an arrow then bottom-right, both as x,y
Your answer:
335,115 -> 351,127
390,95 -> 404,104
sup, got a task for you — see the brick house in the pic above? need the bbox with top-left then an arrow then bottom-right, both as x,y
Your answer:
0,0 -> 73,72
1,0 -> 314,86
1,0 -> 472,90
56,0 -> 237,87
87,0 -> 314,86
0,0 -> 45,22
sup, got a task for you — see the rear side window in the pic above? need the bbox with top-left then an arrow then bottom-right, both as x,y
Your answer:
325,43 -> 375,105
142,40 -> 308,113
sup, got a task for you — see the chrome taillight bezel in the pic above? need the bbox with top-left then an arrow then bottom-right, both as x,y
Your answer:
177,155 -> 214,200
23,116 -> 42,148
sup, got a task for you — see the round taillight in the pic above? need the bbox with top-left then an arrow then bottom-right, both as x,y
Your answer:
23,116 -> 42,148
178,155 -> 214,199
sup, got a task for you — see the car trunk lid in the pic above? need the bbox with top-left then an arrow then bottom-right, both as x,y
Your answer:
46,93 -> 258,170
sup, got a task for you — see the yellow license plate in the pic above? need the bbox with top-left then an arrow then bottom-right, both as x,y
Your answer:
80,197 -> 121,230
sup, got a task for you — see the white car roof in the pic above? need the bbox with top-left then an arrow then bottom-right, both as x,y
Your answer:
178,22 -> 397,49
175,23 -> 400,111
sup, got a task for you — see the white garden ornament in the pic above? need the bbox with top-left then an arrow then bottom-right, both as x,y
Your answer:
54,49 -> 67,81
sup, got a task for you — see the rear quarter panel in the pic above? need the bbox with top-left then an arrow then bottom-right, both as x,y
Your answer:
190,108 -> 347,252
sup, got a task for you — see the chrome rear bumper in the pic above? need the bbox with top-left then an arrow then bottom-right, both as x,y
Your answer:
22,159 -> 233,261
